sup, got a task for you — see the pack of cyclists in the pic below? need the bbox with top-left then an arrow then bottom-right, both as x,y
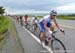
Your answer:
16,10 -> 64,48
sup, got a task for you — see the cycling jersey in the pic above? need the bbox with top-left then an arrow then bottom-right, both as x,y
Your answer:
40,15 -> 52,23
25,17 -> 27,21
31,17 -> 39,24
39,15 -> 53,32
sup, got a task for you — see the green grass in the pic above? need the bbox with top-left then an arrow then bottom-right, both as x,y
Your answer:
38,16 -> 43,18
0,16 -> 9,34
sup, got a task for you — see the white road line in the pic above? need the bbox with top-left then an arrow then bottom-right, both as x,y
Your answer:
23,26 -> 53,53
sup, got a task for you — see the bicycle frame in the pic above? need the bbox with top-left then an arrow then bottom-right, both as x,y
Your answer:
46,31 -> 60,44
51,32 -> 57,40
50,31 -> 66,53
33,23 -> 38,30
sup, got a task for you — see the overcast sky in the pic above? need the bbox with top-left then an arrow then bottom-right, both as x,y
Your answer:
0,0 -> 75,14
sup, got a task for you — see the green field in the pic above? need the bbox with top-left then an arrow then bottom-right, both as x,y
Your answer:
37,15 -> 75,20
57,15 -> 75,20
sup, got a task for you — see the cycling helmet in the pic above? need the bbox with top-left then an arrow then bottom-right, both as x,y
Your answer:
50,10 -> 57,16
34,16 -> 38,19
25,14 -> 28,17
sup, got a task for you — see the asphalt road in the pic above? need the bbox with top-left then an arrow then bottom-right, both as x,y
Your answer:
29,18 -> 75,53
12,18 -> 50,53
55,28 -> 75,53
58,19 -> 75,26
12,17 -> 75,53
57,19 -> 75,53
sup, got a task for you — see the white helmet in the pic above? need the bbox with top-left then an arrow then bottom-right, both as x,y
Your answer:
50,10 -> 57,16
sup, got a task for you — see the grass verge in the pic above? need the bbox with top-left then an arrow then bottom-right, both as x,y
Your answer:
0,16 -> 9,34
0,16 -> 9,42
0,16 -> 24,53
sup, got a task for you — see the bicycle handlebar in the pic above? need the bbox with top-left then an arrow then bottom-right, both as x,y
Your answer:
48,30 -> 65,35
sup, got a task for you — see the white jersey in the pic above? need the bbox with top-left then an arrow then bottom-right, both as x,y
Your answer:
31,17 -> 39,24
40,15 -> 52,23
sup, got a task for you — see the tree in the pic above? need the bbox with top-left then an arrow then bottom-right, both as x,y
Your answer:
0,6 -> 5,15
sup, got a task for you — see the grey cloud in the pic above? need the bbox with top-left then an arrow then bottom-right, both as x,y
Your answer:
0,0 -> 75,14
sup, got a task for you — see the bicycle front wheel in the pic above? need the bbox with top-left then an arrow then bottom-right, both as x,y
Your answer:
51,38 -> 66,53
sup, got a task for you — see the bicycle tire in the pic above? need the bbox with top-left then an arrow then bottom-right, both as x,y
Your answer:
26,23 -> 30,30
39,31 -> 42,42
20,22 -> 23,26
51,38 -> 67,53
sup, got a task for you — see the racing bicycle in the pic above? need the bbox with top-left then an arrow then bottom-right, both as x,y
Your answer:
40,30 -> 66,53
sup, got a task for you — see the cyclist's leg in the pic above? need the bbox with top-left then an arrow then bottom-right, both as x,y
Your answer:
18,18 -> 20,24
39,22 -> 46,42
41,32 -> 46,42
20,19 -> 23,26
50,23 -> 55,31
40,25 -> 48,47
45,23 -> 52,45
33,23 -> 37,35
25,20 -> 27,25
34,23 -> 37,30
33,22 -> 37,29
35,23 -> 38,32
32,23 -> 35,30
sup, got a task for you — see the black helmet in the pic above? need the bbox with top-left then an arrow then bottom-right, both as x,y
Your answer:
34,16 -> 38,19
25,14 -> 28,17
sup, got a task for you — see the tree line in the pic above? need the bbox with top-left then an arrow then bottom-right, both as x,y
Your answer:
0,6 -> 5,15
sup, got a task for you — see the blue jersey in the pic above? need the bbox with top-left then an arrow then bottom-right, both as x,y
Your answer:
40,15 -> 52,23
39,15 -> 52,32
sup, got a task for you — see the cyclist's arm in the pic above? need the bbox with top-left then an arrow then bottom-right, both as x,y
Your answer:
53,18 -> 61,29
44,20 -> 49,31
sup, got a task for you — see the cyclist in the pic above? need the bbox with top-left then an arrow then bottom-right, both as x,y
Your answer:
24,15 -> 29,26
16,16 -> 19,23
39,10 -> 64,47
19,16 -> 23,26
31,16 -> 39,30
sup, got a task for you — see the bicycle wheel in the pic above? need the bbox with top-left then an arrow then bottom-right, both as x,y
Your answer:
51,38 -> 66,53
36,27 -> 40,36
25,22 -> 27,28
35,24 -> 40,36
26,22 -> 30,30
20,22 -> 23,26
32,24 -> 37,35
39,31 -> 42,42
